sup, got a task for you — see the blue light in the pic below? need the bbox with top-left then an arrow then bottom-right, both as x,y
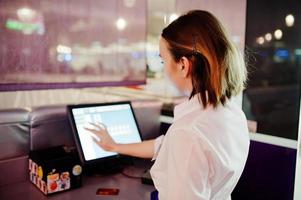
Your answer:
275,49 -> 289,58
64,54 -> 72,61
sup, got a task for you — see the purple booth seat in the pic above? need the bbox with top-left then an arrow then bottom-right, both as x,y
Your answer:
0,108 -> 30,187
29,105 -> 75,151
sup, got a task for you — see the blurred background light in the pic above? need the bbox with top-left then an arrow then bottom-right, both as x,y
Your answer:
265,33 -> 272,41
169,13 -> 178,23
285,14 -> 294,27
116,17 -> 127,31
17,7 -> 36,22
257,36 -> 265,45
274,29 -> 283,40
56,45 -> 72,54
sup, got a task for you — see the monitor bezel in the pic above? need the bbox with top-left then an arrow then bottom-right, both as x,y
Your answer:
67,101 -> 142,166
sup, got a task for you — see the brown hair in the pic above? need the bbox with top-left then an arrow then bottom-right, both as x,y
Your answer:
162,10 -> 247,108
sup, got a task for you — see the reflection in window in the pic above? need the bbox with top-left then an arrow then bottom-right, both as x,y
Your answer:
243,0 -> 301,139
0,0 -> 147,90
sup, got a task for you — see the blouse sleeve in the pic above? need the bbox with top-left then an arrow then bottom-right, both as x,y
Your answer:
151,135 -> 164,161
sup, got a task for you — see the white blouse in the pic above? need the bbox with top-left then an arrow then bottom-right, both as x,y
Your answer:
150,95 -> 250,200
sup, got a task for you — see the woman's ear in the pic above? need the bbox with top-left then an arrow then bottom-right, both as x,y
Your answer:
178,56 -> 191,78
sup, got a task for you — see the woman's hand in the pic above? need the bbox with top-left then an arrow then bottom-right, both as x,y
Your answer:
84,122 -> 156,159
84,122 -> 117,152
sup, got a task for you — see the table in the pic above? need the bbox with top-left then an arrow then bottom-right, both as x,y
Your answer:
0,159 -> 156,200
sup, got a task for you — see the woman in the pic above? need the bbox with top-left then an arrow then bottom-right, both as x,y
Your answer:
86,10 -> 249,200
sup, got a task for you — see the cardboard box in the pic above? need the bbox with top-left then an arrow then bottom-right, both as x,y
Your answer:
29,146 -> 82,195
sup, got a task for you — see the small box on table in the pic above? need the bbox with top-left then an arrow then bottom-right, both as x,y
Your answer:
29,146 -> 82,195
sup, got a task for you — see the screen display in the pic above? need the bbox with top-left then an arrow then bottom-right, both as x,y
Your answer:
70,103 -> 141,161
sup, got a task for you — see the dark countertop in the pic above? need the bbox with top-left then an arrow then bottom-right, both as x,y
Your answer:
0,159 -> 155,200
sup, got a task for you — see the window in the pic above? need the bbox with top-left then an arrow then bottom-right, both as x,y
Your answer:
0,0 -> 147,91
243,0 -> 301,139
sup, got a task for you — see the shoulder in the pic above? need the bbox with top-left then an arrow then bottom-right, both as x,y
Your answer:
167,126 -> 208,153
191,100 -> 247,130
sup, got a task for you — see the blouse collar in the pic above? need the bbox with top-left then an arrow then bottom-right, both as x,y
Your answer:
173,94 -> 204,121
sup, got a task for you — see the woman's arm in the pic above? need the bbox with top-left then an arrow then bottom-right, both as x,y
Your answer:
84,122 -> 155,159
114,140 -> 155,159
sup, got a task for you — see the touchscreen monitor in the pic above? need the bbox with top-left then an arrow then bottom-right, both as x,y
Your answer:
67,101 -> 142,164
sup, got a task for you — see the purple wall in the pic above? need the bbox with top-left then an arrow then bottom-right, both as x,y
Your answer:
232,141 -> 296,200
